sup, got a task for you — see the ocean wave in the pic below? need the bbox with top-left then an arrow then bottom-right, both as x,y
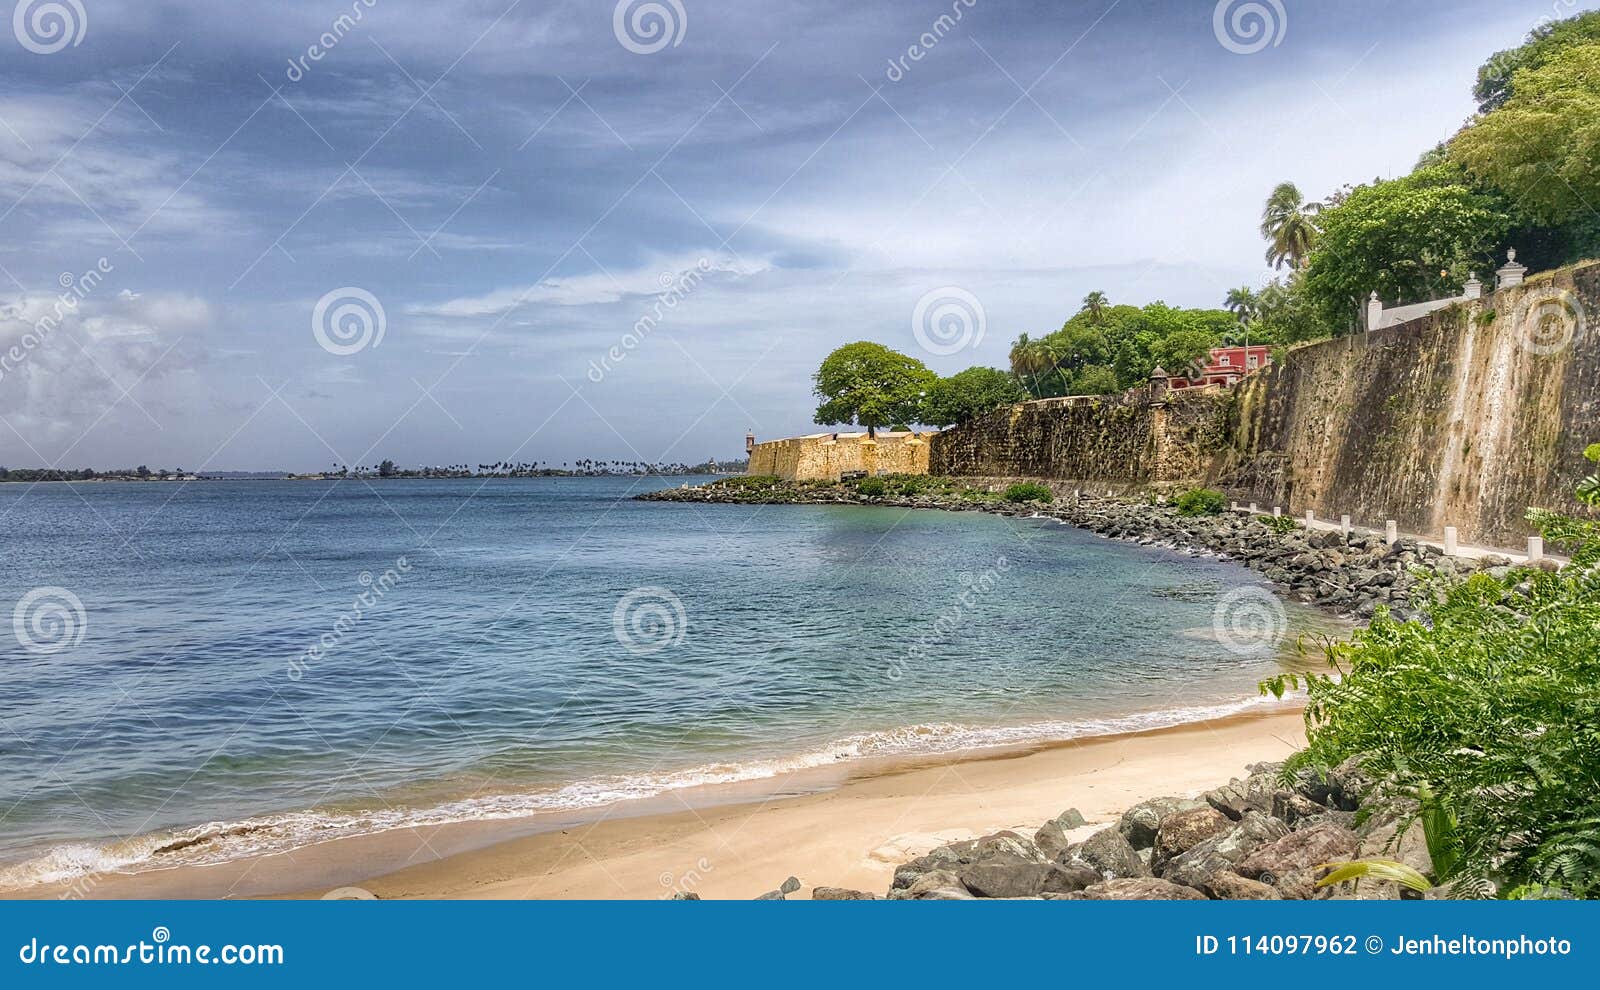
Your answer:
0,694 -> 1298,890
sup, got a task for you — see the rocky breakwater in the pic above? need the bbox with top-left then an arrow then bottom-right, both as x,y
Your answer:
641,478 -> 1550,621
809,757 -> 1439,901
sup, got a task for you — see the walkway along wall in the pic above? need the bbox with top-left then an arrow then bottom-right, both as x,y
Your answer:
928,259 -> 1600,547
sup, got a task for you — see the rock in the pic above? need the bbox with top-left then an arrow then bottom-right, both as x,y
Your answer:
902,869 -> 974,900
779,876 -> 801,895
1160,812 -> 1289,892
671,892 -> 701,900
1118,796 -> 1203,849
1205,871 -> 1280,900
1066,877 -> 1206,900
1041,863 -> 1102,895
1053,808 -> 1087,829
959,854 -> 1058,898
755,889 -> 784,900
1034,819 -> 1071,861
1326,755 -> 1376,810
1272,791 -> 1326,825
1235,823 -> 1360,888
974,830 -> 1045,863
1069,826 -> 1150,879
1152,806 -> 1234,870
1203,778 -> 1276,821
811,887 -> 879,900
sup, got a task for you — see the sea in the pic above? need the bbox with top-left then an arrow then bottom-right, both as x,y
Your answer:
0,476 -> 1341,889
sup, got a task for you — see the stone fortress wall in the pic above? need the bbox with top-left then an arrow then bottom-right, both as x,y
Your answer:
747,431 -> 935,482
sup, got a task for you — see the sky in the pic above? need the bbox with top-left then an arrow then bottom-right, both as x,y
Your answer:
0,0 -> 1586,471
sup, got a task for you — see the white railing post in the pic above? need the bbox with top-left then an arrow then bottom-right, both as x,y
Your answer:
1305,510 -> 1315,526
1528,536 -> 1544,562
1273,506 -> 1281,518
1443,526 -> 1458,557
1340,514 -> 1351,537
1385,520 -> 1398,546
1249,502 -> 1258,514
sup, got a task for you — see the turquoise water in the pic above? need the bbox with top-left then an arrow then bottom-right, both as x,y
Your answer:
0,477 -> 1332,885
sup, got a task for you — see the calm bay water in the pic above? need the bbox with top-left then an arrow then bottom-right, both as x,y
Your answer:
0,477 -> 1335,886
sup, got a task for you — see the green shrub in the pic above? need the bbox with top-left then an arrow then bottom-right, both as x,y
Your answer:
717,474 -> 781,491
1003,482 -> 1054,503
1266,446 -> 1600,898
856,476 -> 887,497
1174,487 -> 1227,516
1257,513 -> 1299,533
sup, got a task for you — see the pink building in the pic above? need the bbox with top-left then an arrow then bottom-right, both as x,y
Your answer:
1169,345 -> 1272,390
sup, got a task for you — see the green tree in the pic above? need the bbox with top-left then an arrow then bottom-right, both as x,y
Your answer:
1223,286 -> 1258,325
1454,44 -> 1600,228
920,367 -> 1027,427
1473,10 -> 1600,112
812,342 -> 935,436
1261,181 -> 1321,270
1301,164 -> 1510,333
1071,364 -> 1119,395
1080,290 -> 1109,324
378,458 -> 398,477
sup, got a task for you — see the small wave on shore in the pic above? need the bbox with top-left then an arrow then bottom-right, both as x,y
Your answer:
0,694 -> 1299,891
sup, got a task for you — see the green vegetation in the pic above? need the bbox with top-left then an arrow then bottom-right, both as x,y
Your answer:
1256,513 -> 1299,534
1173,487 -> 1227,516
1003,482 -> 1054,504
1265,446 -> 1600,898
855,476 -> 887,497
920,367 -> 1027,427
812,341 -> 936,436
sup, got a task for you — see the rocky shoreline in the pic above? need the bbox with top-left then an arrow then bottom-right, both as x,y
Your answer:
826,755 -> 1425,901
640,477 -> 1543,622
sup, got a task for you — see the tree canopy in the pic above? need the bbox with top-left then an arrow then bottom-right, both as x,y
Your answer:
920,367 -> 1026,427
1473,10 -> 1600,112
812,342 -> 935,435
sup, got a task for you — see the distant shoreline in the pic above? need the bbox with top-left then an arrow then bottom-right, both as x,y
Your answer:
0,471 -> 745,484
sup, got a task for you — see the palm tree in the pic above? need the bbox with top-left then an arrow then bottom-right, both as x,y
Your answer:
1223,286 -> 1258,324
1261,182 -> 1320,270
1081,290 -> 1108,324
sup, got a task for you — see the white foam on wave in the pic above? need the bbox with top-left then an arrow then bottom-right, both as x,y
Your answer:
0,693 -> 1298,890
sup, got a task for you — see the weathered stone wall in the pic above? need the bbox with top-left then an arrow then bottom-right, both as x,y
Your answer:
748,431 -> 935,481
927,260 -> 1600,547
1219,262 -> 1600,546
928,388 -> 1233,485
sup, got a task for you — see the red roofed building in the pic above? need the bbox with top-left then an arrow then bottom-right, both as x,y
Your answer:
1168,344 -> 1272,390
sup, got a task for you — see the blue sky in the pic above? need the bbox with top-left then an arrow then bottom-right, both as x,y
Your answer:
0,0 -> 1584,470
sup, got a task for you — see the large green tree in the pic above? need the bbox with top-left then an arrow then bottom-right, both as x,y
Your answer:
1473,10 -> 1600,112
1301,164 -> 1510,333
812,342 -> 935,435
920,367 -> 1027,427
1454,44 -> 1600,229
